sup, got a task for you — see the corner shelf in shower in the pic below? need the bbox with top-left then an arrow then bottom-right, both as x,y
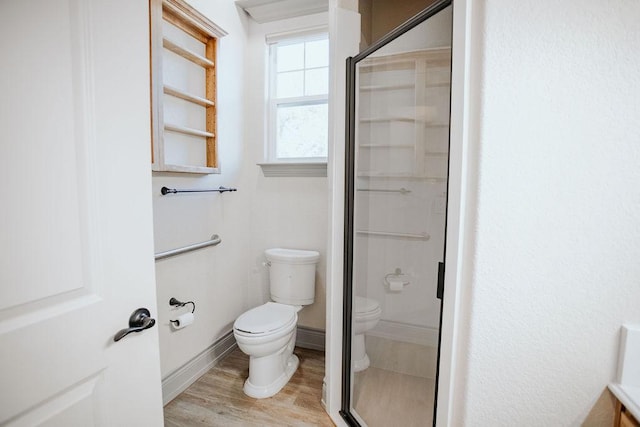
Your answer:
360,83 -> 415,91
356,172 -> 446,182
359,117 -> 416,123
356,230 -> 430,240
359,144 -> 415,149
356,47 -> 451,181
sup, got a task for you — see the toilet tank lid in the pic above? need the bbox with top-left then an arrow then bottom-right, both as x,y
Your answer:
234,302 -> 296,334
265,248 -> 320,264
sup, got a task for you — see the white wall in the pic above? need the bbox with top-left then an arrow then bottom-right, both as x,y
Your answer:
449,0 -> 640,424
153,0 -> 252,379
325,0 -> 360,422
153,2 -> 330,380
244,12 -> 330,330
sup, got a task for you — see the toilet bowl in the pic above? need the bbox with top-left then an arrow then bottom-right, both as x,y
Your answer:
352,296 -> 382,372
234,302 -> 300,398
233,248 -> 319,398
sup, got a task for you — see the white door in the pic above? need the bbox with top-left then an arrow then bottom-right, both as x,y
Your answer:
0,0 -> 164,425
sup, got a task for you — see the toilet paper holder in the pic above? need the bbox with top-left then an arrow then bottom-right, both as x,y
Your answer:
384,268 -> 410,288
169,297 -> 195,326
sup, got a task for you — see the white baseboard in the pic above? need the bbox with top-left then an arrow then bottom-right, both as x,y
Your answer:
368,320 -> 439,347
162,330 -> 237,405
296,326 -> 325,351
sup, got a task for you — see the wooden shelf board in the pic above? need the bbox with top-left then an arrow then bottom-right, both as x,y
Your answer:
164,123 -> 214,138
163,84 -> 214,107
163,37 -> 214,68
163,163 -> 220,174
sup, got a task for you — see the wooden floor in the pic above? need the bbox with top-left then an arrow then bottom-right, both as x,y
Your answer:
164,347 -> 334,427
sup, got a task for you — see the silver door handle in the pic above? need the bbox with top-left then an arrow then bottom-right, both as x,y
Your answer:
114,308 -> 156,342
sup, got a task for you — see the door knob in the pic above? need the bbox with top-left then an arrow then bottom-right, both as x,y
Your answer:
114,308 -> 156,342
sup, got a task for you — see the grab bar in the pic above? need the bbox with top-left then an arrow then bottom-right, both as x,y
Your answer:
155,234 -> 221,260
356,230 -> 430,240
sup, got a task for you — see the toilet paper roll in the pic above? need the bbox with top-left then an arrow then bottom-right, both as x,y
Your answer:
172,312 -> 194,330
388,279 -> 404,292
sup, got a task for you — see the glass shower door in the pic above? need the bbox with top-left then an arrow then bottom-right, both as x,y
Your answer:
342,2 -> 452,426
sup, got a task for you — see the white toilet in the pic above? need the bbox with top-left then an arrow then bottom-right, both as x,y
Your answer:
233,248 -> 319,398
352,296 -> 382,372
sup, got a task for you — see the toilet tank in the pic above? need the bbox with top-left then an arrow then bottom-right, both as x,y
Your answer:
265,248 -> 320,305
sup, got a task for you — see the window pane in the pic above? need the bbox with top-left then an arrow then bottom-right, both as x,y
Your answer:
305,67 -> 328,96
277,103 -> 328,158
305,39 -> 328,68
277,43 -> 304,72
277,70 -> 304,98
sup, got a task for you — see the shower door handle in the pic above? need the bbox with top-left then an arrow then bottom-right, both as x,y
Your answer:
114,308 -> 156,342
436,262 -> 445,299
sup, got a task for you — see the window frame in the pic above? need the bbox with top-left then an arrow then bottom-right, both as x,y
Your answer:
266,30 -> 330,165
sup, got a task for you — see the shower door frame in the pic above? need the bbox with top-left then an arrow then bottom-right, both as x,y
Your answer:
340,0 -> 453,425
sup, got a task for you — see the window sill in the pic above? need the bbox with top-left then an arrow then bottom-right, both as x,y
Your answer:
258,162 -> 327,177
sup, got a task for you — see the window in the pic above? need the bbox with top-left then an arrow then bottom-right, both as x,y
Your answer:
150,0 -> 227,174
266,32 -> 329,167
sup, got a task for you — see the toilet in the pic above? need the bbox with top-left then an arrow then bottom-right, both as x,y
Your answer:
352,296 -> 382,372
233,248 -> 319,398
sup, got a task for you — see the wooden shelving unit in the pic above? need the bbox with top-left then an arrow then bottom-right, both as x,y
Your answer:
150,0 -> 227,174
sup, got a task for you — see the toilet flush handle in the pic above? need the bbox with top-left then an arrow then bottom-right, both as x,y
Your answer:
262,261 -> 271,267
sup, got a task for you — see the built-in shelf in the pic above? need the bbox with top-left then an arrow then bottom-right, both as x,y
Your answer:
164,84 -> 215,107
355,47 -> 452,181
163,37 -> 214,68
360,117 -> 415,123
358,59 -> 415,72
357,172 -> 446,182
358,172 -> 415,177
165,123 -> 214,138
162,163 -> 219,174
360,83 -> 415,91
151,0 -> 225,175
356,230 -> 430,240
357,187 -> 411,194
359,144 -> 414,149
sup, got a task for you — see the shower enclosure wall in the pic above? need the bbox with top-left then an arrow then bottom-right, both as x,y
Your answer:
342,2 -> 452,426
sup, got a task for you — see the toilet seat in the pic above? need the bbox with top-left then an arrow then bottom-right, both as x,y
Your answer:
354,296 -> 380,316
234,302 -> 297,337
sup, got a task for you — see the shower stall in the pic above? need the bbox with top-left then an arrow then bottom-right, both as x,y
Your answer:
341,1 -> 452,425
